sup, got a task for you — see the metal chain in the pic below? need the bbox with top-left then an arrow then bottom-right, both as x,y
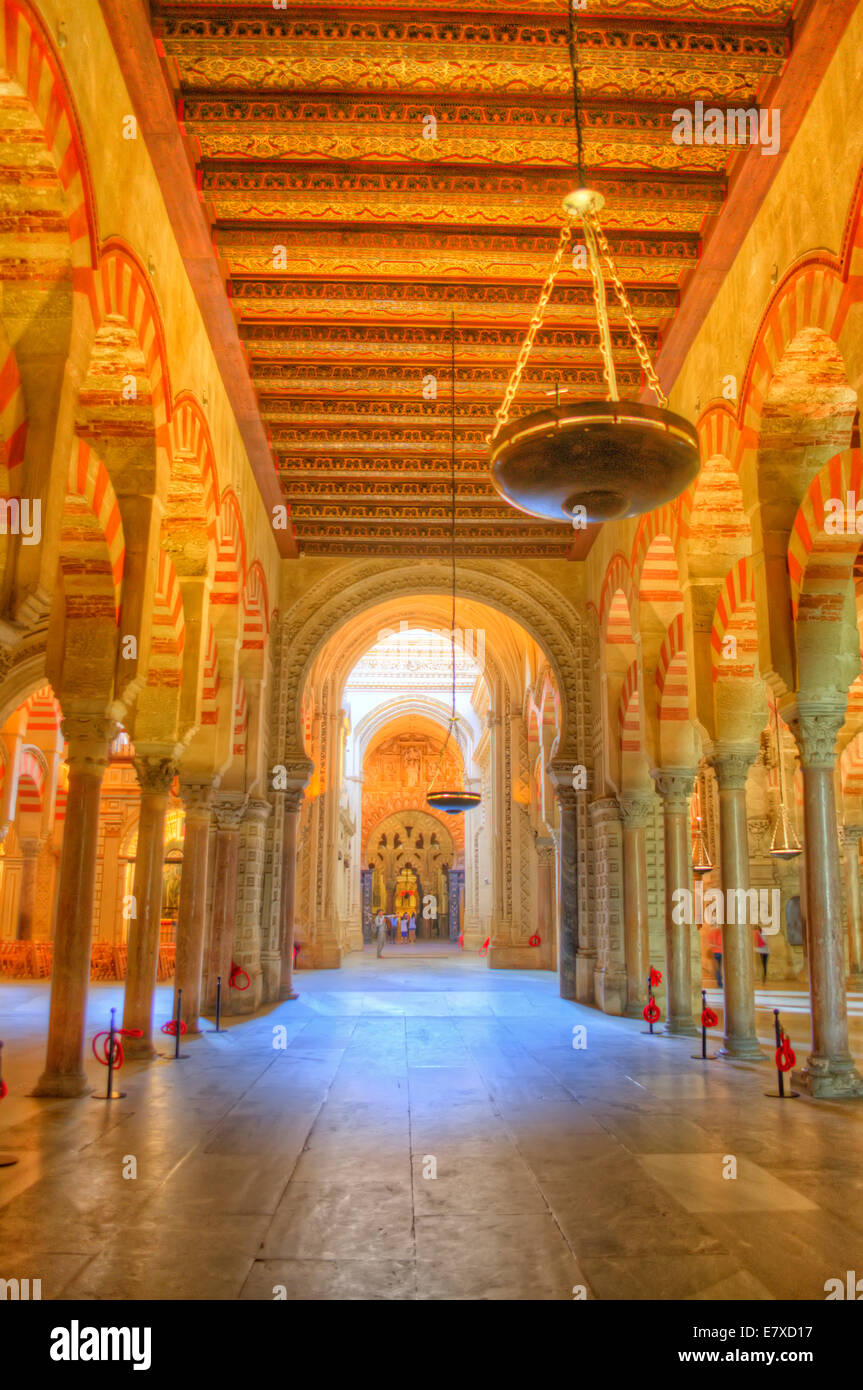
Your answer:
489,221 -> 572,442
586,210 -> 668,409
582,216 -> 618,402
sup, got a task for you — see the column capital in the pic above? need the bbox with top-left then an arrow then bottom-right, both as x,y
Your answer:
534,832 -> 556,865
708,744 -> 759,790
244,796 -> 272,824
796,700 -> 846,769
178,778 -> 215,818
589,796 -> 622,827
212,793 -> 248,832
548,759 -> 585,805
133,754 -> 180,796
282,787 -> 305,815
618,792 -> 654,829
61,712 -> 120,775
18,835 -> 45,857
651,767 -> 696,813
844,825 -> 863,844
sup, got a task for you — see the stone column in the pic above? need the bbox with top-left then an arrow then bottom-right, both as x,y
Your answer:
709,747 -> 764,1060
204,795 -> 246,1011
279,787 -> 304,1000
16,837 -> 43,941
618,793 -> 653,1018
33,714 -> 117,1098
795,703 -> 863,1097
535,834 -> 556,971
842,826 -> 863,986
549,768 -> 579,1001
652,769 -> 699,1036
233,796 -> 271,1012
122,756 -> 178,1058
173,779 -> 213,1033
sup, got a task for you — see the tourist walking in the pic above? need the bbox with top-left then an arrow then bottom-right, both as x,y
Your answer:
754,928 -> 769,983
375,910 -> 386,958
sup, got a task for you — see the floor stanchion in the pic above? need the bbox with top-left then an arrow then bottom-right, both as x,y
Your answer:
0,1039 -> 20,1166
91,1009 -> 142,1101
161,989 -> 189,1059
641,966 -> 667,1035
692,989 -> 719,1060
210,975 -> 225,1034
765,1007 -> 799,1099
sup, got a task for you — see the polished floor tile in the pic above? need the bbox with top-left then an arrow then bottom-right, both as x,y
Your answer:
1,953 -> 862,1300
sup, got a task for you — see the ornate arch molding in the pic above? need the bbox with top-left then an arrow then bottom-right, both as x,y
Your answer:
352,695 -> 474,768
276,561 -> 586,766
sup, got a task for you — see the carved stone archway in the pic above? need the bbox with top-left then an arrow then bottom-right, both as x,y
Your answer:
275,560 -> 586,767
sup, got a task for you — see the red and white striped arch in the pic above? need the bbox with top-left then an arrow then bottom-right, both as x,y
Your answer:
166,392 -> 219,568
0,0 -> 98,268
200,624 -> 219,726
24,685 -> 61,743
631,506 -> 680,598
738,257 -> 854,462
76,241 -> 172,440
233,675 -> 247,758
599,552 -> 634,641
62,439 -> 125,622
788,449 -> 863,618
619,659 -> 641,754
0,337 -> 26,493
242,560 -> 270,651
15,747 -> 43,815
711,557 -> 757,682
656,614 -> 689,723
637,533 -> 683,610
147,550 -> 185,690
212,488 -> 247,613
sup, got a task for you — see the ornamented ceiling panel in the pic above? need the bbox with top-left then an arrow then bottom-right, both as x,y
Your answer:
150,0 -> 794,557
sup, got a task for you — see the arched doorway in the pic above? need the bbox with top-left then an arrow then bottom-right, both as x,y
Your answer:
363,808 -> 459,942
278,579 -> 579,981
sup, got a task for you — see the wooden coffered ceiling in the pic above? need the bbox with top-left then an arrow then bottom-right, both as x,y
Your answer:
116,0 -> 839,557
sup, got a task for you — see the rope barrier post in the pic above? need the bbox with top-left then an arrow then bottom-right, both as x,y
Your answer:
692,989 -> 719,1061
171,988 -> 188,1060
107,1007 -> 117,1097
211,974 -> 224,1034
0,1039 -> 20,1167
641,966 -> 665,1036
91,1008 -> 134,1101
765,1007 -> 800,1099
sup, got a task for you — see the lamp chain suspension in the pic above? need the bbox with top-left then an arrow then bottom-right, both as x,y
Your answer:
489,3 -> 668,444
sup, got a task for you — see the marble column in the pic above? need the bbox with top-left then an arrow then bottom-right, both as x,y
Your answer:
33,714 -> 117,1098
842,826 -> 863,986
173,779 -> 213,1033
652,768 -> 699,1036
16,838 -> 43,941
709,747 -> 765,1060
618,792 -> 653,1018
534,834 -> 556,971
122,755 -> 178,1058
233,796 -> 271,1012
279,787 -> 304,1000
549,769 -> 579,1001
795,703 -> 863,1097
205,795 -> 246,1012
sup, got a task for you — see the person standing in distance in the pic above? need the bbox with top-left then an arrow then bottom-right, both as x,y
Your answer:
375,909 -> 386,958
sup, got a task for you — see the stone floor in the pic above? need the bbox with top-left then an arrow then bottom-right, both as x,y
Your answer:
1,949 -> 863,1300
